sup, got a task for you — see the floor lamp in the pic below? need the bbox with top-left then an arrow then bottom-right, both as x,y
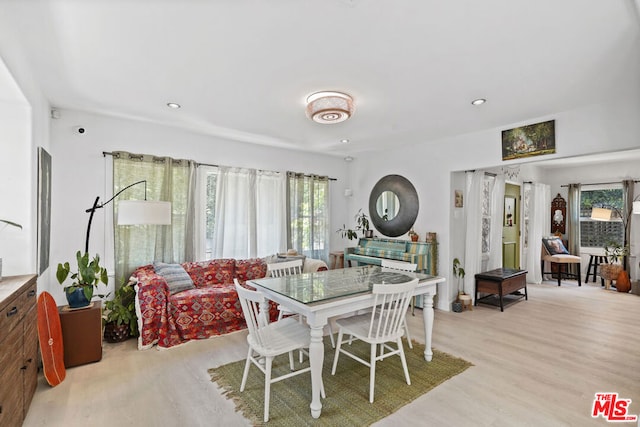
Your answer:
84,180 -> 171,254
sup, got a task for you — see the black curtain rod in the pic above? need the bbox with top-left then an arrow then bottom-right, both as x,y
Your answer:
464,170 -> 497,177
560,180 -> 640,188
103,151 -> 337,181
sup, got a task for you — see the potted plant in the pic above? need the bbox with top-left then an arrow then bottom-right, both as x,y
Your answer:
337,208 -> 373,240
408,228 -> 419,242
103,282 -> 138,342
452,258 -> 467,312
56,250 -> 108,308
601,241 -> 629,290
0,219 -> 22,281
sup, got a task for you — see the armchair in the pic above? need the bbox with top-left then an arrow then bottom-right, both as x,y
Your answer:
540,237 -> 582,286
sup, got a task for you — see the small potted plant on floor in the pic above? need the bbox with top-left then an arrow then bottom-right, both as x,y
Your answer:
56,251 -> 108,308
103,282 -> 138,342
452,258 -> 466,312
601,241 -> 630,291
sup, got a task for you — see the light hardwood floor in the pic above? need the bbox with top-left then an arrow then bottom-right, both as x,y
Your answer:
23,281 -> 640,427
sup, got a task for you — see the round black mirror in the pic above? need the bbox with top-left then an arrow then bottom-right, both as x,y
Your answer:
369,175 -> 418,237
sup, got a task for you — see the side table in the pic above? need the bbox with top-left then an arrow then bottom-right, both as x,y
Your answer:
329,251 -> 345,270
58,301 -> 102,368
475,268 -> 528,311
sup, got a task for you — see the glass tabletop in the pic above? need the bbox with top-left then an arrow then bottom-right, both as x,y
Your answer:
250,265 -> 432,304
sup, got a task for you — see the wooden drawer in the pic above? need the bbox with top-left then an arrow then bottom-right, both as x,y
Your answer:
22,306 -> 38,415
0,280 -> 36,343
0,365 -> 22,427
0,322 -> 23,427
0,293 -> 22,343
0,311 -> 22,366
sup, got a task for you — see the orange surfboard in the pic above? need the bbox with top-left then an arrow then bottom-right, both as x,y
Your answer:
37,291 -> 66,386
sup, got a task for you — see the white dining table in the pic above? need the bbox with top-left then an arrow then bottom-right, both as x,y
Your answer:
249,265 -> 445,419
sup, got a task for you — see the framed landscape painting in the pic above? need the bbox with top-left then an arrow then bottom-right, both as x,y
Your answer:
501,120 -> 555,161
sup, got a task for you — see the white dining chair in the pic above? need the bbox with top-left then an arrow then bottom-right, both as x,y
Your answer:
234,280 -> 324,422
267,258 -> 304,279
380,259 -> 417,349
331,278 -> 419,403
268,259 -> 336,348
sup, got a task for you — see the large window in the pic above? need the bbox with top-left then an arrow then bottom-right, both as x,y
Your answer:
198,167 -> 331,261
287,172 -> 330,262
580,185 -> 624,248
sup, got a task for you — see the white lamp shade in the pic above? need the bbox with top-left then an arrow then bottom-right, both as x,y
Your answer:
590,207 -> 612,221
634,201 -> 640,215
117,200 -> 172,225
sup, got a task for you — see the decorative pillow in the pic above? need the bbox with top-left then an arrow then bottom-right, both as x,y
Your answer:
153,262 -> 195,294
542,237 -> 569,255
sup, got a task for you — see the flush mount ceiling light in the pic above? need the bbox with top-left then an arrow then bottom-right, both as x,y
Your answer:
471,98 -> 486,106
167,102 -> 181,109
306,91 -> 354,124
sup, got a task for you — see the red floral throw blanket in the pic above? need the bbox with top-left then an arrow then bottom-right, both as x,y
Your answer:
132,258 -> 278,349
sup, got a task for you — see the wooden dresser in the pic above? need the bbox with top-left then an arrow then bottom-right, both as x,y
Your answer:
0,274 -> 38,427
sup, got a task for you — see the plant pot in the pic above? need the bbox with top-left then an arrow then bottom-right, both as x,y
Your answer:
364,230 -> 374,238
410,234 -> 419,242
65,287 -> 91,309
452,301 -> 463,313
615,270 -> 631,293
600,264 -> 623,281
104,322 -> 131,343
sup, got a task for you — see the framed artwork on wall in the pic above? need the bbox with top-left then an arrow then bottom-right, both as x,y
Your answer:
454,190 -> 463,208
501,120 -> 555,161
38,147 -> 51,275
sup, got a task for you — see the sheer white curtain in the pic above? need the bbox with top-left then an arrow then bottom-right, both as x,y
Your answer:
524,183 -> 550,283
113,151 -> 196,287
212,167 -> 286,259
487,174 -> 505,271
463,171 -> 484,296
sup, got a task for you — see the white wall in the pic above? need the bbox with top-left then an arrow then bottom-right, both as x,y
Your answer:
359,93 -> 640,310
47,109 -> 350,304
0,53 -> 50,281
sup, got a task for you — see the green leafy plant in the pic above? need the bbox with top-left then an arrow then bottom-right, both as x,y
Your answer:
56,251 -> 108,301
453,257 -> 466,295
103,283 -> 138,336
604,241 -> 629,264
337,209 -> 371,240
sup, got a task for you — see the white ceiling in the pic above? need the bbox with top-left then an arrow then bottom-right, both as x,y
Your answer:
1,0 -> 639,157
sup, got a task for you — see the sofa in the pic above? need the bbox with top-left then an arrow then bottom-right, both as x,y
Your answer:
132,256 -> 327,350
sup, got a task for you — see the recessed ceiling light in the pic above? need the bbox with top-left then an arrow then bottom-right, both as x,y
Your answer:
344,156 -> 354,162
341,139 -> 350,144
167,102 -> 181,109
471,98 -> 486,106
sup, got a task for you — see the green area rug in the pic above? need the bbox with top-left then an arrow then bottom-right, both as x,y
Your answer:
208,338 -> 472,426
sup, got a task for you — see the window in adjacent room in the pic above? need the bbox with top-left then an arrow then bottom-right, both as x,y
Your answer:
579,184 -> 624,248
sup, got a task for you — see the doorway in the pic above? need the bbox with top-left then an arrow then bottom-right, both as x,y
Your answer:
503,183 -> 521,269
